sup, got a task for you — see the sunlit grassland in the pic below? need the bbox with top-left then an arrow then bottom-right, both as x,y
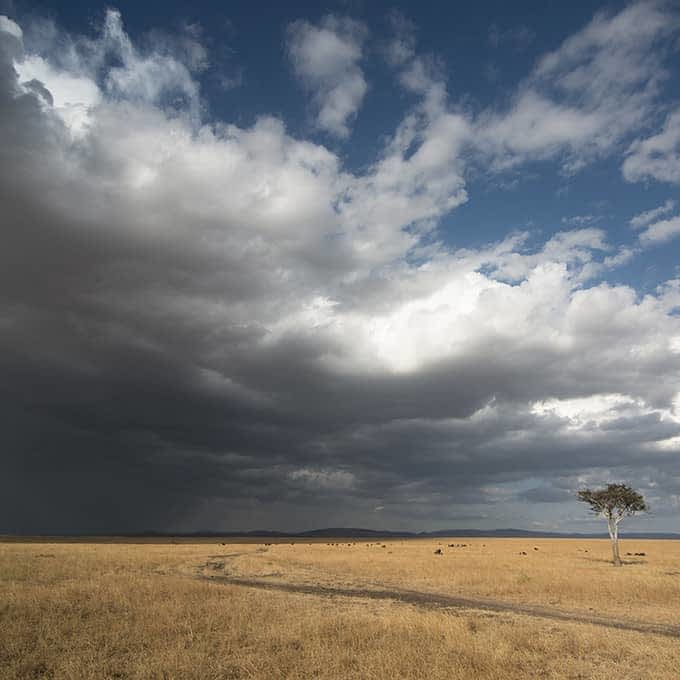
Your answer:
226,537 -> 680,624
1,538 -> 679,679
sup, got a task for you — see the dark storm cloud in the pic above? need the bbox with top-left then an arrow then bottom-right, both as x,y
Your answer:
1,7 -> 680,533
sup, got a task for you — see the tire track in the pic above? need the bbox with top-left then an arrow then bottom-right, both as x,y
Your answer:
201,573 -> 680,639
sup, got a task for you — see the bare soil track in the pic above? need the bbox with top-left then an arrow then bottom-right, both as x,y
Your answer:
201,573 -> 680,639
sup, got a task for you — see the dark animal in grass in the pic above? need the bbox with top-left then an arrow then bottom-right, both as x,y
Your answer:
434,548 -> 443,555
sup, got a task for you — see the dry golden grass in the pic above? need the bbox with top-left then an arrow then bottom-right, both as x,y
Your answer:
1,539 -> 679,679
222,537 -> 680,624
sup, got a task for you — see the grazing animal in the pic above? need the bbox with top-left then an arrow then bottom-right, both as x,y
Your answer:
434,548 -> 443,555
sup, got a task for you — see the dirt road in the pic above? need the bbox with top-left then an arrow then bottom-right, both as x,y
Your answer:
201,572 -> 680,639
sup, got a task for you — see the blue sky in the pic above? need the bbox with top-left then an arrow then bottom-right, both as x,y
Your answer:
1,1 -> 679,533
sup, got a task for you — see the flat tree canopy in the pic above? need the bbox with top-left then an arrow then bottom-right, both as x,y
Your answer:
577,484 -> 647,518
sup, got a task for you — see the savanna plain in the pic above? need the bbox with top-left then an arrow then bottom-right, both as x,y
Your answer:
2,537 -> 679,679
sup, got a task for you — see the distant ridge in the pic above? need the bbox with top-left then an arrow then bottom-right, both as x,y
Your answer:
246,528 -> 680,539
4,527 -> 680,540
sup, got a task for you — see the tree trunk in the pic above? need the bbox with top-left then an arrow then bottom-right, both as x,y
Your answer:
608,517 -> 621,566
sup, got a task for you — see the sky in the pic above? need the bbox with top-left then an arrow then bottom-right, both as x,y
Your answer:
1,0 -> 679,534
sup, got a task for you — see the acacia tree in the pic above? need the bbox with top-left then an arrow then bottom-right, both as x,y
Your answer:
577,483 -> 648,566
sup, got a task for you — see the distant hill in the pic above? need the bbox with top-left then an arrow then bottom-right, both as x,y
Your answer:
6,527 -> 678,540
418,528 -> 680,539
295,528 -> 680,540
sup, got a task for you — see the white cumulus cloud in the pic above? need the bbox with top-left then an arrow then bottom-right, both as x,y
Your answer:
287,15 -> 368,139
624,109 -> 680,185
